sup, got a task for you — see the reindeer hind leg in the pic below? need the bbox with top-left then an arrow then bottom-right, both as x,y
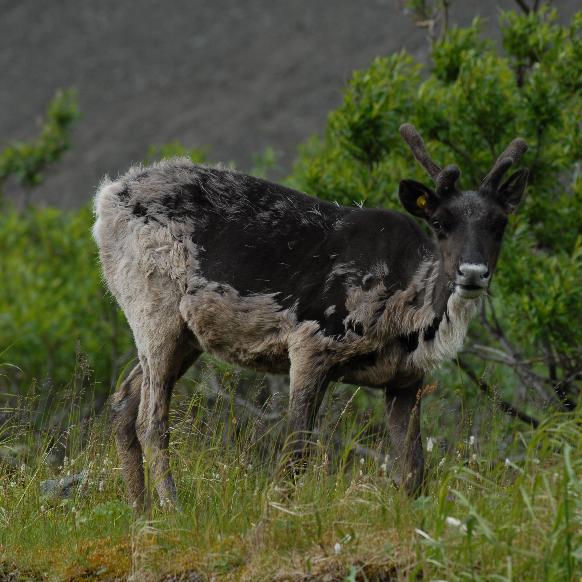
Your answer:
111,363 -> 146,511
135,329 -> 200,509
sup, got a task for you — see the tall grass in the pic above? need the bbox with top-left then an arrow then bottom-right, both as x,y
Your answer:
0,365 -> 580,581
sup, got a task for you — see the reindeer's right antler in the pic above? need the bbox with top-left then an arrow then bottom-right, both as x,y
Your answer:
399,123 -> 460,196
481,138 -> 528,192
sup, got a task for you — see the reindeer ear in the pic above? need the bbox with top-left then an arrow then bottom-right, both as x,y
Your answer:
399,180 -> 437,219
497,169 -> 528,213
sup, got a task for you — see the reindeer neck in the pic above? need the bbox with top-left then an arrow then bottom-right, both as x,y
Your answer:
429,258 -> 453,318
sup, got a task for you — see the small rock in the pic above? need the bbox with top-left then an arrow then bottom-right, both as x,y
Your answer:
40,470 -> 88,499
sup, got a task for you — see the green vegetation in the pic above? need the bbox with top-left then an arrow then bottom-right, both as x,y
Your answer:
0,205 -> 130,399
0,5 -> 580,580
0,90 -> 79,194
0,92 -> 131,401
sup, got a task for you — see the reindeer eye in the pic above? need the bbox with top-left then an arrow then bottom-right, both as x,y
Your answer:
432,220 -> 443,231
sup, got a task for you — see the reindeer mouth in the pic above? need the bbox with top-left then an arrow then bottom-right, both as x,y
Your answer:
456,284 -> 485,299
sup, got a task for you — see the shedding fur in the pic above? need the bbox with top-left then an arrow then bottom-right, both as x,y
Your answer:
94,143 -> 521,506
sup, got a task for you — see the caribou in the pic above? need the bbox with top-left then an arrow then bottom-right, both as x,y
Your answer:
93,124 -> 528,509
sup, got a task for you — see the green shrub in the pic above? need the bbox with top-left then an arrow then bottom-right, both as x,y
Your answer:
0,90 -> 79,193
0,205 -> 131,394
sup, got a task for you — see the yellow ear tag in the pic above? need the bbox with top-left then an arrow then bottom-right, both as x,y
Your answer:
416,195 -> 428,209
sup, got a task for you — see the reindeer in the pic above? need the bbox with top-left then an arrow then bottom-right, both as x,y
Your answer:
93,124 -> 528,509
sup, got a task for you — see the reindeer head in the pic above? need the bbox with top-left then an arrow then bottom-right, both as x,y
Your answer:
398,124 -> 528,299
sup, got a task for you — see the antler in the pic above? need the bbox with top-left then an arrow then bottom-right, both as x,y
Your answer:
399,123 -> 460,196
481,138 -> 528,191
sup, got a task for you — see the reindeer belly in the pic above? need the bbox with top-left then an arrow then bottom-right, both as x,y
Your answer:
179,283 -> 295,371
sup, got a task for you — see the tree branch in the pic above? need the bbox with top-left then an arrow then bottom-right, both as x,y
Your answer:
514,0 -> 531,14
539,335 -> 576,409
457,358 -> 540,428
482,301 -> 555,404
205,374 -> 282,422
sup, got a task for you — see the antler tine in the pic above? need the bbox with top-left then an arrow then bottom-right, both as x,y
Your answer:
436,164 -> 461,194
482,138 -> 528,190
399,123 -> 441,180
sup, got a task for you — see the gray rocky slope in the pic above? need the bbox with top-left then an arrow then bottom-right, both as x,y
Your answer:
1,0 -> 578,207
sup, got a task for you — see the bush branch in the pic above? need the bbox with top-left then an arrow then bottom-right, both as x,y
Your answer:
458,358 -> 540,428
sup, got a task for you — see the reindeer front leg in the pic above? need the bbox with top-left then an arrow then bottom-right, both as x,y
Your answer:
385,375 -> 425,496
286,344 -> 329,467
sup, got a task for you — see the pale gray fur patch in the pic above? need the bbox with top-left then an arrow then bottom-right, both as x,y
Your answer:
93,171 -> 204,366
179,282 -> 372,376
179,286 -> 295,368
407,292 -> 480,372
324,262 -> 360,293
370,261 -> 390,278
342,259 -> 478,376
324,305 -> 336,317
373,260 -> 440,338
100,158 -> 259,226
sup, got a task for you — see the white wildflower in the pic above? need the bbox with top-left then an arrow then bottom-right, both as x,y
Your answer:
438,457 -> 446,468
426,437 -> 435,452
359,457 -> 365,465
469,435 -> 475,446
334,542 -> 341,555
446,516 -> 468,533
505,458 -> 511,467
40,505 -> 45,513
20,464 -> 26,474
380,463 -> 387,473
98,480 -> 104,492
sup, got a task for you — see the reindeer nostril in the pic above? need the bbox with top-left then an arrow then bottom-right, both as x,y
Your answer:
457,266 -> 464,277
481,270 -> 490,279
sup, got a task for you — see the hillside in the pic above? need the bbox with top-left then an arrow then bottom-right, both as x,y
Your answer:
2,0 -> 578,207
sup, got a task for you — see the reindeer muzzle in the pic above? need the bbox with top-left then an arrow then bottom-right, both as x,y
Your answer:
455,263 -> 490,298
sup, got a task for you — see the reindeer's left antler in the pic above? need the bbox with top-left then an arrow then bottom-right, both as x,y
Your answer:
481,138 -> 528,191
